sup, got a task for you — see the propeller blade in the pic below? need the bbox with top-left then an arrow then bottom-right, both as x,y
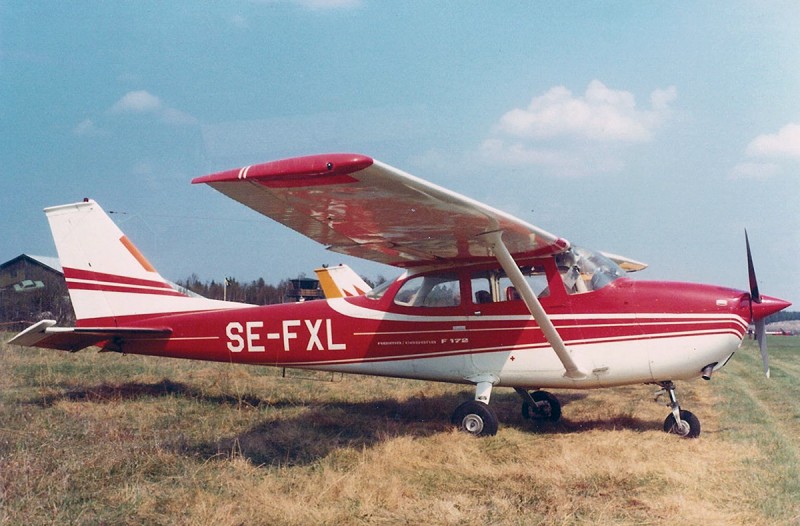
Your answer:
755,318 -> 770,378
745,229 -> 761,303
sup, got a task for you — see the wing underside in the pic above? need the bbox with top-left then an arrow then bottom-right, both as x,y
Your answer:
192,154 -> 570,267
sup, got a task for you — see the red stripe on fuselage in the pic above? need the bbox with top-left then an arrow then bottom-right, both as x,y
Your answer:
97,298 -> 747,367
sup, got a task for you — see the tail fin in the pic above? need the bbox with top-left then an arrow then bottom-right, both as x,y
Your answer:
47,200 -> 242,325
314,264 -> 372,299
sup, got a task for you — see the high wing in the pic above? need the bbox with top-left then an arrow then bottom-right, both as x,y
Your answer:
192,154 -> 570,267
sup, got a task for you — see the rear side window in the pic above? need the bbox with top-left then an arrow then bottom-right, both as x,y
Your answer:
394,272 -> 461,307
470,265 -> 549,304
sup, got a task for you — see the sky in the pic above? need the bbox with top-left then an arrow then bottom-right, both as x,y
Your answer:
2,1 -> 799,307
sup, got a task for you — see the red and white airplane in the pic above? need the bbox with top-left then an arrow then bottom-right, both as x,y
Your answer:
11,153 -> 791,438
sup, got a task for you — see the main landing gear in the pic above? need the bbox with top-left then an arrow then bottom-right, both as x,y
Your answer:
516,388 -> 562,422
450,382 -> 564,437
656,381 -> 701,439
451,400 -> 499,436
451,381 -> 700,438
451,379 -> 499,436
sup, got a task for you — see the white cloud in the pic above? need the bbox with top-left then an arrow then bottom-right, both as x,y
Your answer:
746,123 -> 800,159
482,81 -> 677,176
73,118 -> 106,137
730,122 -> 800,179
109,90 -> 163,114
107,90 -> 197,125
493,80 -> 676,143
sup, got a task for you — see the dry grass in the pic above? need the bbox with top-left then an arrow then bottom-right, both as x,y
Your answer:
1,334 -> 799,525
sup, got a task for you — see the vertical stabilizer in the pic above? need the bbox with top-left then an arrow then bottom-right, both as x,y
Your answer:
46,200 -> 245,325
314,264 -> 372,299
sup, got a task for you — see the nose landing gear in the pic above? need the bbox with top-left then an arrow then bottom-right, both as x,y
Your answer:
656,381 -> 701,438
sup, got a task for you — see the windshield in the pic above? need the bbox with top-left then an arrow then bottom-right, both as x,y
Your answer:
555,246 -> 626,293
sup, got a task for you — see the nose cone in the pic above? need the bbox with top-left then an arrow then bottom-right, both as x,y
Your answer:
751,295 -> 792,321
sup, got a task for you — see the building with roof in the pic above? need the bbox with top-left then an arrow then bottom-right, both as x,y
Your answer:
283,276 -> 324,303
0,254 -> 73,327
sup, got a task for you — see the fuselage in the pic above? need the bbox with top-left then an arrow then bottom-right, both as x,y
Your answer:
93,253 -> 772,391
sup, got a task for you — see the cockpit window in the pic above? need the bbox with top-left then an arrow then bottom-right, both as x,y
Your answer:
393,272 -> 461,307
555,246 -> 626,294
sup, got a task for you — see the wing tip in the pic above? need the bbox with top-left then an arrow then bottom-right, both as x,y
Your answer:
192,153 -> 374,185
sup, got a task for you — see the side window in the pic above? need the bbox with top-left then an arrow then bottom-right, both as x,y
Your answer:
471,273 -> 493,304
394,272 -> 461,307
497,270 -> 550,301
470,266 -> 549,305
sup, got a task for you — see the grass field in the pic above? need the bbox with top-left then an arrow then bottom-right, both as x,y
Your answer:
1,334 -> 799,525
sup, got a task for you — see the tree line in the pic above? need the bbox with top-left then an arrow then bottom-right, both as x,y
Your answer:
174,274 -> 297,305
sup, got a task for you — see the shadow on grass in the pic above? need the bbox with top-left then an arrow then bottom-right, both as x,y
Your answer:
190,394 -> 465,467
25,380 -> 662,466
28,379 -> 271,409
492,391 -> 663,436
517,415 -> 664,435
187,390 -> 661,467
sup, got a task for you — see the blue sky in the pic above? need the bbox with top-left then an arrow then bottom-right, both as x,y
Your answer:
2,1 -> 799,306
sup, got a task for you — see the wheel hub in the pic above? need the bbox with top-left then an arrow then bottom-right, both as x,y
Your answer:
463,414 -> 484,434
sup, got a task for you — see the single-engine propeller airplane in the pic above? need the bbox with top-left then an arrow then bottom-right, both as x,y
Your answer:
10,153 -> 791,438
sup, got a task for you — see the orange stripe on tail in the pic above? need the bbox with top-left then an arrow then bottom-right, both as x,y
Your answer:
119,236 -> 156,273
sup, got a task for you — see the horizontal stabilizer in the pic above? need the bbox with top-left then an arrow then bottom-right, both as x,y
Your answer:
9,320 -> 171,352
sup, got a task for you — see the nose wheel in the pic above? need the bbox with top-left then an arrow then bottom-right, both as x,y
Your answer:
657,381 -> 701,438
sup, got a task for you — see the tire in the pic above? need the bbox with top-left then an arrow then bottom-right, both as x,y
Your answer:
663,409 -> 701,438
451,400 -> 498,436
521,390 -> 562,422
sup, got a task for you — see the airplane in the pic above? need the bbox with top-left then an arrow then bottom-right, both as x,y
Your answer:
314,264 -> 373,299
10,153 -> 792,439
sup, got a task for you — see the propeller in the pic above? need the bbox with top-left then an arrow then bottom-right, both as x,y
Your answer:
746,230 -> 770,378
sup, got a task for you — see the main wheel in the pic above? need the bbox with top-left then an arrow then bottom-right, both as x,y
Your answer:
451,400 -> 498,436
663,409 -> 701,438
521,390 -> 562,422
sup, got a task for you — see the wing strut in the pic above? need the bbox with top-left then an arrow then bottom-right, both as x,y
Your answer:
481,231 -> 588,380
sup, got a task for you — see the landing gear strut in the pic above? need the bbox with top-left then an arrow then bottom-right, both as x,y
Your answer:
657,381 -> 701,438
515,388 -> 562,422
